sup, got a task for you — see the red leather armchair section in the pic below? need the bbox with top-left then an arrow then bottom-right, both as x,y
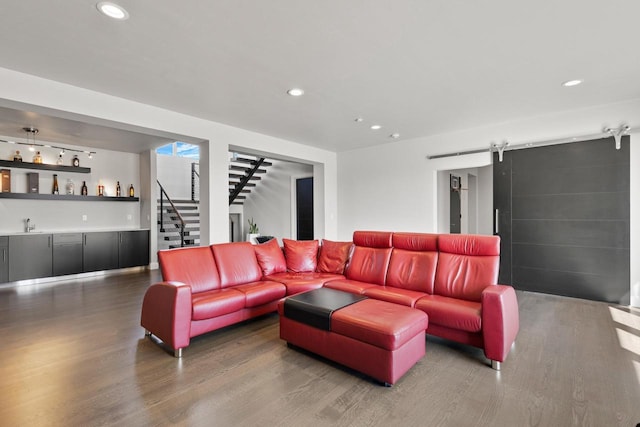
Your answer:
141,242 -> 285,357
327,231 -> 519,369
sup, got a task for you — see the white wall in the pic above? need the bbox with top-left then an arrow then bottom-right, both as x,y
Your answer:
156,154 -> 196,200
338,98 -> 640,306
0,137 -> 141,233
242,160 -> 313,241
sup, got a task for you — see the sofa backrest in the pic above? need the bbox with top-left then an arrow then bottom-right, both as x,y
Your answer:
345,231 -> 393,285
158,246 -> 221,294
211,242 -> 263,288
434,234 -> 500,302
386,233 -> 439,293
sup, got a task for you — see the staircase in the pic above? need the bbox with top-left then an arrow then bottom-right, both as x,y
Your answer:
157,178 -> 200,250
157,199 -> 200,249
229,153 -> 273,205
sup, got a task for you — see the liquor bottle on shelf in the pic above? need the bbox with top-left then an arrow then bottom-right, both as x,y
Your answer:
98,184 -> 104,197
66,179 -> 74,195
33,151 -> 43,164
116,181 -> 121,197
56,154 -> 64,165
12,150 -> 22,162
81,181 -> 88,196
52,174 -> 59,195
72,155 -> 80,167
129,184 -> 134,197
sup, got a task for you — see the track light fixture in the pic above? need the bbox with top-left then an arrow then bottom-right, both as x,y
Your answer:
0,127 -> 97,160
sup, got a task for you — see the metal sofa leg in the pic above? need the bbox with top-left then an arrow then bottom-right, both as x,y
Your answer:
174,348 -> 183,358
491,360 -> 501,371
144,329 -> 151,337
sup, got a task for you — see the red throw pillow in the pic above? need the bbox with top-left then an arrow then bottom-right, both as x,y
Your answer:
317,239 -> 352,274
253,238 -> 286,276
283,239 -> 319,272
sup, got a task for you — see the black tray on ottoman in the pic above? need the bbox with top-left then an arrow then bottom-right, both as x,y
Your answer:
283,287 -> 367,331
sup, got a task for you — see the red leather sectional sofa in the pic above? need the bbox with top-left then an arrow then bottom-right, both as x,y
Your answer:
141,231 -> 519,370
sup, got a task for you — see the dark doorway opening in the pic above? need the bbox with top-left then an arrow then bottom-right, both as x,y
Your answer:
296,177 -> 314,240
450,174 -> 461,234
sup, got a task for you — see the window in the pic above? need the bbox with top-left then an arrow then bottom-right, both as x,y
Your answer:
156,142 -> 200,159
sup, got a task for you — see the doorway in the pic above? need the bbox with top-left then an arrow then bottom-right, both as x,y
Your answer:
296,177 -> 314,240
229,213 -> 241,242
450,174 -> 461,233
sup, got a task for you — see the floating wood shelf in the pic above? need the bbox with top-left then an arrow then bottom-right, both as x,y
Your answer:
0,193 -> 139,202
0,159 -> 91,174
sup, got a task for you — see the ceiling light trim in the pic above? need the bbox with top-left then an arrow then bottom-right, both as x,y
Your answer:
96,2 -> 130,20
562,79 -> 583,87
287,88 -> 304,97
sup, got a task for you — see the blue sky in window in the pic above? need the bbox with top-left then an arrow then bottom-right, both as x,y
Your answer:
156,142 -> 200,159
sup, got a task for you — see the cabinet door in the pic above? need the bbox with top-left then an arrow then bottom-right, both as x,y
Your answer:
8,234 -> 53,281
83,232 -> 119,272
118,230 -> 150,268
53,233 -> 83,276
0,237 -> 8,283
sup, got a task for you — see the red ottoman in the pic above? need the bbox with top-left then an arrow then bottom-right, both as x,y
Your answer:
278,296 -> 428,386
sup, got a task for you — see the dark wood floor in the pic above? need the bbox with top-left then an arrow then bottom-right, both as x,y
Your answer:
1,270 -> 639,427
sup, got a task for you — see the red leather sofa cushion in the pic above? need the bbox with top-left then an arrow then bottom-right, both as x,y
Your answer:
331,299 -> 428,350
283,239 -> 319,272
415,294 -> 482,332
363,286 -> 426,307
324,278 -> 378,294
191,288 -> 246,320
211,242 -> 263,288
233,281 -> 287,307
434,234 -> 500,302
345,246 -> 392,285
254,238 -> 287,276
438,233 -> 500,256
392,232 -> 438,251
316,239 -> 352,274
386,249 -> 438,293
353,231 -> 393,248
264,272 -> 343,295
158,246 -> 221,293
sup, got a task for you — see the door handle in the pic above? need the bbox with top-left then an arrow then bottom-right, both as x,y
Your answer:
494,209 -> 499,234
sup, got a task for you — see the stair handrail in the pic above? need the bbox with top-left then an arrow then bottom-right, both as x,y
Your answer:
191,162 -> 200,203
157,180 -> 186,248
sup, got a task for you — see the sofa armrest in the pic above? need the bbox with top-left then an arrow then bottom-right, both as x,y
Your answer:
481,285 -> 519,363
140,281 -> 192,351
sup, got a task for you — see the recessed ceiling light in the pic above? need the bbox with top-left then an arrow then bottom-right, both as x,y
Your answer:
287,88 -> 304,97
370,125 -> 382,130
96,2 -> 129,20
390,133 -> 400,139
562,79 -> 583,87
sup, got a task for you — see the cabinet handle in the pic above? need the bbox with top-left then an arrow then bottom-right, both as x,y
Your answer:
48,236 -> 51,247
2,248 -> 5,262
494,209 -> 499,234
84,235 -> 87,245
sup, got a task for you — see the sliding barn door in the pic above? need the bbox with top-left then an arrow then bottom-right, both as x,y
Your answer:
493,136 -> 630,304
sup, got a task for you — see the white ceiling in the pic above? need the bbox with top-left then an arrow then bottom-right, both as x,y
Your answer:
0,0 -> 639,153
